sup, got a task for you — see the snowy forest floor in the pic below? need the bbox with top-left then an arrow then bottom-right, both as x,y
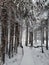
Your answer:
4,31 -> 49,65
4,44 -> 49,65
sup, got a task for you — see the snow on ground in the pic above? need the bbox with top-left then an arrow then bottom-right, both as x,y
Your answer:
4,44 -> 49,65
20,46 -> 34,65
4,47 -> 24,65
21,45 -> 49,65
32,47 -> 49,65
4,30 -> 49,65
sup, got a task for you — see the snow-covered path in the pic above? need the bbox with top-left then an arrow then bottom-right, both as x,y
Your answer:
20,45 -> 49,65
20,46 -> 34,65
4,44 -> 49,65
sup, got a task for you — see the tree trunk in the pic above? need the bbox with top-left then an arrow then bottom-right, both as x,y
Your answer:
1,25 -> 5,64
1,7 -> 8,63
34,31 -> 37,44
14,23 -> 19,53
46,21 -> 48,50
19,26 -> 22,47
0,46 -> 2,65
29,32 -> 33,47
41,22 -> 44,53
9,9 -> 15,58
25,24 -> 28,46
9,23 -> 14,58
5,24 -> 8,54
43,27 -> 44,44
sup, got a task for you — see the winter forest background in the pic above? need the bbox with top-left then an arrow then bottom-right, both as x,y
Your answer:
0,0 -> 49,65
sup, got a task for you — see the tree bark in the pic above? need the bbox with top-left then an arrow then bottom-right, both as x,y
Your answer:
41,22 -> 44,53
25,24 -> 28,46
43,27 -> 44,44
19,26 -> 22,47
5,23 -> 8,54
14,23 -> 19,53
1,7 -> 8,63
34,31 -> 37,44
29,32 -> 33,47
9,9 -> 15,58
46,21 -> 48,50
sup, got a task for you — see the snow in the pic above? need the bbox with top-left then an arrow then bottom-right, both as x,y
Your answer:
4,47 -> 24,65
4,45 -> 49,65
4,30 -> 49,65
20,46 -> 34,65
32,47 -> 49,65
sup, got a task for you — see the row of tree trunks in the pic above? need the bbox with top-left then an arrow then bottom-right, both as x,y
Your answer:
8,22 -> 19,58
0,1 -> 21,64
9,22 -> 14,58
41,20 -> 48,53
8,8 -> 16,58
